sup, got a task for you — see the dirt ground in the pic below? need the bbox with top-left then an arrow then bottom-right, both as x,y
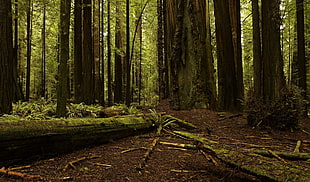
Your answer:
1,101 -> 310,182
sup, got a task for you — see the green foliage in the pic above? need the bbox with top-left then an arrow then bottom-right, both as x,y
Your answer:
246,86 -> 307,130
106,104 -> 140,115
149,109 -> 179,134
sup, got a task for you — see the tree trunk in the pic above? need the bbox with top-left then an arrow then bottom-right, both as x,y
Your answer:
114,1 -> 125,104
107,0 -> 113,106
41,1 -> 46,98
214,0 -> 238,111
0,0 -> 13,115
229,0 -> 243,110
74,0 -> 82,103
82,0 -> 94,104
0,117 -> 154,165
93,0 -> 101,103
261,0 -> 284,103
26,0 -> 32,101
56,0 -> 71,117
125,0 -> 131,106
296,0 -> 306,104
157,0 -> 164,100
252,0 -> 262,98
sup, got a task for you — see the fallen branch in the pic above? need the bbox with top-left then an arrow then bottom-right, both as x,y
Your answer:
121,147 -> 148,154
63,155 -> 100,171
173,130 -> 310,182
250,149 -> 310,160
137,137 -> 159,170
294,140 -> 302,153
217,113 -> 243,121
0,167 -> 42,181
171,169 -> 208,173
267,150 -> 287,163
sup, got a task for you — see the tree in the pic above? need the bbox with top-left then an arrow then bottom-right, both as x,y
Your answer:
261,0 -> 284,103
26,0 -> 32,101
167,0 -> 217,110
0,0 -> 13,115
296,0 -> 306,100
125,0 -> 131,106
157,0 -> 164,100
81,0 -> 94,104
107,0 -> 113,106
214,0 -> 239,111
56,0 -> 71,117
74,0 -> 82,103
114,1 -> 125,104
252,0 -> 262,98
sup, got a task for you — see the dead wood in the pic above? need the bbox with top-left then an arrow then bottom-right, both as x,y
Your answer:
250,149 -> 310,160
294,140 -> 302,153
63,155 -> 101,171
173,130 -> 310,182
137,137 -> 159,170
0,167 -> 42,181
217,113 -> 243,121
267,150 -> 287,163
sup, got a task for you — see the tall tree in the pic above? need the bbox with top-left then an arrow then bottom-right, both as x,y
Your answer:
261,0 -> 284,103
157,0 -> 164,100
214,0 -> 239,111
0,0 -> 13,115
81,0 -> 94,104
125,0 -> 131,106
107,0 -> 113,106
229,0 -> 243,110
74,0 -> 82,103
114,1 -> 125,104
296,0 -> 306,99
56,0 -> 71,117
41,0 -> 46,98
167,0 -> 216,110
26,0 -> 32,100
252,0 -> 262,98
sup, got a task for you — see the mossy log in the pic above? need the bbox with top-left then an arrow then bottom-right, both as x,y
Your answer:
0,117 -> 155,165
173,131 -> 310,182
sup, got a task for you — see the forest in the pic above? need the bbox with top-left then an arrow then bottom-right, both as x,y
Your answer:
0,0 -> 310,181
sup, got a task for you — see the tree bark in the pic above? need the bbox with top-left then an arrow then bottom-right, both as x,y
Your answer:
107,0 -> 113,106
252,0 -> 262,98
0,117 -> 155,165
214,0 -> 238,111
114,1 -> 125,104
261,0 -> 285,103
82,0 -> 95,104
56,0 -> 71,117
74,0 -> 82,103
0,0 -> 13,115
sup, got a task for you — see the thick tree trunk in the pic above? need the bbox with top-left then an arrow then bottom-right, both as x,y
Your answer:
56,0 -> 71,117
252,0 -> 262,98
296,0 -> 307,111
74,0 -> 82,103
107,0 -> 113,106
0,0 -> 13,115
0,117 -> 155,165
214,0 -> 238,111
25,0 -> 32,101
81,0 -> 94,104
261,0 -> 285,103
114,1 -> 125,104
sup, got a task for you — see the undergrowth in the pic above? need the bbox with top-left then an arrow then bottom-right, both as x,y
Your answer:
0,99 -> 140,120
246,86 -> 307,130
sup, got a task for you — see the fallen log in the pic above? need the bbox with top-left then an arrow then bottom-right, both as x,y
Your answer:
173,131 -> 310,182
0,117 -> 155,166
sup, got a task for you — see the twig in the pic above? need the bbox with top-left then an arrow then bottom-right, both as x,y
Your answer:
0,167 -> 42,181
162,129 -> 191,140
294,140 -> 302,153
8,165 -> 31,171
63,155 -> 101,171
137,137 -> 159,170
121,147 -> 148,154
267,150 -> 287,163
199,150 -> 218,166
218,113 -> 243,121
302,129 -> 310,135
171,169 -> 208,173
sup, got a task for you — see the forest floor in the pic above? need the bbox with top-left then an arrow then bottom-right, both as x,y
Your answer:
1,100 -> 310,182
